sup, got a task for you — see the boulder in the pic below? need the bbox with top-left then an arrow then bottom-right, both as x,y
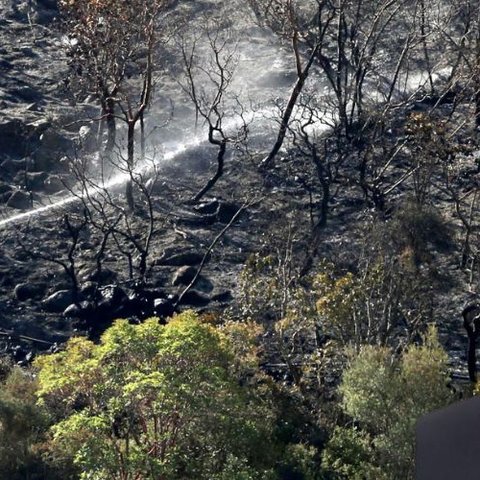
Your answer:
6,189 -> 31,209
78,266 -> 117,283
39,129 -> 73,152
0,59 -> 12,71
43,174 -> 65,193
194,276 -> 214,293
31,0 -> 58,24
97,285 -> 128,311
64,301 -> 95,319
124,289 -> 154,317
177,213 -> 217,228
0,183 -> 13,196
79,281 -> 98,298
1,158 -> 27,176
0,119 -> 35,158
24,171 -> 47,191
211,290 -> 233,302
180,289 -> 210,307
78,125 -> 96,150
33,130 -> 74,170
156,251 -> 204,266
194,199 -> 219,215
153,297 -> 176,318
42,289 -> 76,312
172,269 -> 214,293
10,85 -> 41,103
172,266 -> 197,286
14,282 -> 45,301
37,0 -> 58,10
217,201 -> 241,223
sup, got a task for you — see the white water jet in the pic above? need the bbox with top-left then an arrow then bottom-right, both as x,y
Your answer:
0,107 -> 282,230
0,135 -> 204,230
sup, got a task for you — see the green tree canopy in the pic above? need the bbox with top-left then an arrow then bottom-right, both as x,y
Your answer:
322,325 -> 454,479
35,312 -> 277,480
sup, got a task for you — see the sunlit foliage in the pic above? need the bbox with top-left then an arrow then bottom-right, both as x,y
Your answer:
35,312 -> 277,479
323,325 -> 454,479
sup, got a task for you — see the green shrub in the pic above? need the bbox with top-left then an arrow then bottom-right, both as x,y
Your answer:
322,325 -> 454,479
0,364 -> 57,479
35,312 -> 279,479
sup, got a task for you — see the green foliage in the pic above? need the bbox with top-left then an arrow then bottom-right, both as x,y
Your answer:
323,325 -> 454,479
315,259 -> 423,347
404,112 -> 452,206
35,312 -> 278,479
0,364 -> 58,479
279,443 -> 321,480
321,427 -> 387,480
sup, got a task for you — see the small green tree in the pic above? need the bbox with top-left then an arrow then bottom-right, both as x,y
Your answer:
35,312 -> 277,479
321,426 -> 387,480
0,362 -> 58,480
322,325 -> 454,479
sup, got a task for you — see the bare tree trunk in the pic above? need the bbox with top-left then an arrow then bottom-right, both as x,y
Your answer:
463,304 -> 480,382
192,136 -> 226,203
140,111 -> 146,160
105,97 -> 116,153
126,121 -> 135,211
299,145 -> 331,278
260,46 -> 319,170
474,11 -> 480,128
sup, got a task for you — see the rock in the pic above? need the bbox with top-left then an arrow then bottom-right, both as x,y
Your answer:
6,189 -> 31,209
1,158 -> 27,176
156,251 -> 204,266
0,59 -> 12,71
10,85 -> 41,103
153,297 -> 175,317
194,199 -> 219,215
14,282 -> 45,301
172,266 -> 197,286
19,46 -> 36,57
63,303 -> 80,318
98,285 -> 128,311
211,290 -> 233,302
12,345 -> 26,362
0,183 -> 13,196
64,301 -> 95,318
172,268 -> 214,292
33,130 -> 74,170
194,276 -> 214,293
0,119 -> 39,158
42,290 -> 76,312
25,103 -> 39,112
44,174 -> 66,193
78,266 -> 117,283
124,289 -> 154,317
178,213 -> 217,227
39,129 -> 73,152
180,289 -> 210,307
79,281 -> 98,298
24,171 -> 47,191
27,117 -> 51,134
56,156 -> 72,173
217,201 -> 241,223
37,0 -> 58,10
31,0 -> 58,24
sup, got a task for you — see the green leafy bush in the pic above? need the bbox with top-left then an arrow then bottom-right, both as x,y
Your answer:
0,362 -> 57,479
35,312 -> 278,479
322,325 -> 454,479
